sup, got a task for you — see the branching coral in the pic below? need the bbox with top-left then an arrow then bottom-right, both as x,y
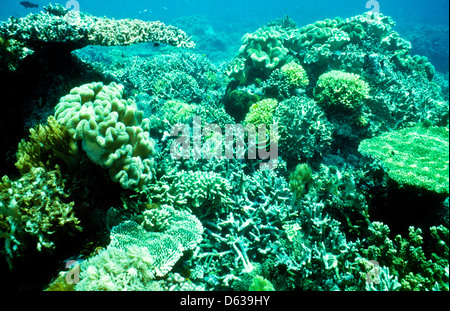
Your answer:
361,222 -> 449,291
273,94 -> 333,164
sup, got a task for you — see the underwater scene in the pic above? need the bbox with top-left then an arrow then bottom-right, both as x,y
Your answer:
0,0 -> 448,294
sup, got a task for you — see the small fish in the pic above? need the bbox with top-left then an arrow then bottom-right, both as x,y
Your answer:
138,9 -> 152,14
162,6 -> 168,10
20,1 -> 38,9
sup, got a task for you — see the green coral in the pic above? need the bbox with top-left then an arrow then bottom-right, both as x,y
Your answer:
223,87 -> 262,122
249,276 -> 275,291
314,70 -> 370,113
242,26 -> 290,71
226,25 -> 292,85
289,163 -> 313,199
359,125 -> 449,193
361,222 -> 449,291
279,61 -> 309,88
163,170 -> 233,216
54,82 -> 157,191
273,95 -> 333,163
243,98 -> 278,135
161,100 -> 195,125
15,116 -> 80,174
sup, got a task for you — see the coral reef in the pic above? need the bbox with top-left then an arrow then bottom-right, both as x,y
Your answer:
0,8 -> 448,293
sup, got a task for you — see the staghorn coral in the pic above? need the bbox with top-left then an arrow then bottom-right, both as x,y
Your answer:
54,81 -> 157,191
15,116 -> 80,174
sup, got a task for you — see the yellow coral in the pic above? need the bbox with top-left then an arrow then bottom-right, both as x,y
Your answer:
289,163 -> 313,199
15,116 -> 79,174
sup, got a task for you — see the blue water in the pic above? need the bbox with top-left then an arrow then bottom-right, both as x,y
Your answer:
1,0 -> 448,27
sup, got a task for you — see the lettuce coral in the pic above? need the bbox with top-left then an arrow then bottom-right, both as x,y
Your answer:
359,125 -> 449,193
54,82 -> 157,191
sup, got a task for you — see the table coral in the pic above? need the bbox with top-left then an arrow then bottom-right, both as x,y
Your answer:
75,205 -> 203,290
0,4 -> 194,71
359,124 -> 449,193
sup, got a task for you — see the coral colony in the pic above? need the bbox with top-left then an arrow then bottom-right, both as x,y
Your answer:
0,4 -> 448,292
